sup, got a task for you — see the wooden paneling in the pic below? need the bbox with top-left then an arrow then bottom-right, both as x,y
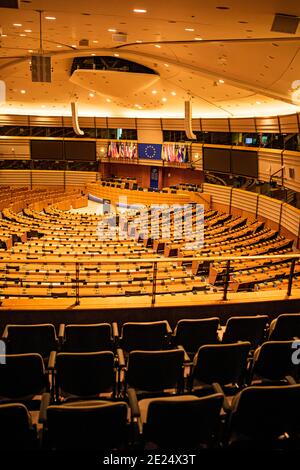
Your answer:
232,189 -> 258,214
257,195 -> 282,226
95,117 -> 108,128
107,118 -> 136,129
161,119 -> 184,131
229,118 -> 256,132
136,118 -> 161,130
202,183 -> 231,205
0,115 -> 29,126
282,150 -> 300,193
0,169 -> 30,185
31,170 -> 64,186
258,148 -> 282,183
65,171 -> 97,186
256,117 -> 280,133
281,204 -> 300,238
0,138 -> 30,159
279,114 -> 299,133
29,116 -> 63,127
201,119 -> 230,132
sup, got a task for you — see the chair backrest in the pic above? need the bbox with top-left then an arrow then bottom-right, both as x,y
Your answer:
126,349 -> 184,392
56,351 -> 115,398
268,313 -> 300,340
251,341 -> 298,381
192,342 -> 251,386
0,353 -> 46,399
173,318 -> 220,354
0,403 -> 38,450
46,400 -> 128,450
222,316 -> 269,348
144,393 -> 223,449
63,323 -> 113,352
4,324 -> 57,357
229,384 -> 300,441
120,321 -> 171,352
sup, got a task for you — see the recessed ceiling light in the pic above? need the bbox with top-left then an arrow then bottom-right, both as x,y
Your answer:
136,40 -> 142,43
20,33 -> 26,36
171,91 -> 176,96
20,90 -> 26,94
108,29 -> 117,32
91,53 -> 96,56
13,23 -> 22,27
28,49 -> 33,52
164,63 -> 169,67
152,90 -> 157,94
45,16 -> 56,20
56,45 -> 62,48
194,37 -> 202,40
219,79 -> 225,84
1,34 -> 7,37
106,98 -> 111,102
114,53 -> 119,57
92,40 -> 98,43
71,45 -> 77,48
89,93 -> 94,97
185,28 -> 195,31
256,101 -> 261,104
162,97 -> 167,102
24,29 -> 32,33
133,9 -> 147,13
155,44 -> 161,48
41,105 -> 46,108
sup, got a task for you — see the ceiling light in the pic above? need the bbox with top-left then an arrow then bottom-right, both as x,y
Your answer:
136,40 -> 142,43
108,29 -> 117,32
24,29 -> 32,33
185,28 -> 195,31
71,45 -> 77,48
13,23 -> 22,27
256,101 -> 261,104
106,98 -> 111,102
91,53 -> 96,56
20,90 -> 26,94
41,105 -> 46,108
194,37 -> 202,40
219,79 -> 225,84
133,9 -> 147,13
164,63 -> 169,67
56,45 -> 63,48
45,16 -> 56,20
162,97 -> 167,102
89,93 -> 94,97
155,44 -> 161,48
171,91 -> 176,96
1,34 -> 7,37
114,53 -> 119,57
92,40 -> 98,43
152,90 -> 157,94
20,33 -> 26,36
28,49 -> 33,53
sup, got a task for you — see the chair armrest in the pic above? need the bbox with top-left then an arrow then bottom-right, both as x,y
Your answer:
48,350 -> 57,370
127,387 -> 140,419
285,375 -> 297,385
2,326 -> 8,340
177,345 -> 191,364
165,321 -> 172,335
58,323 -> 65,341
112,322 -> 119,342
212,382 -> 231,413
38,392 -> 51,424
116,348 -> 126,369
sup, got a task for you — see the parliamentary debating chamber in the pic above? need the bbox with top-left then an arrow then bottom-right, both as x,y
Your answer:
1,0 -> 300,457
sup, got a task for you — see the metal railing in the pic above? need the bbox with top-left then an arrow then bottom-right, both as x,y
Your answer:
0,253 -> 299,307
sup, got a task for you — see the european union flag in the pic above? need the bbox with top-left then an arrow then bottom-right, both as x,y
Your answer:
138,143 -> 162,160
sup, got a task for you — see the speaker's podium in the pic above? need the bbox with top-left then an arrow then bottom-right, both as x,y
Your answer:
31,55 -> 52,83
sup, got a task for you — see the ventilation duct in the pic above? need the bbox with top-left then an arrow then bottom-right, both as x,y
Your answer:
71,102 -> 84,136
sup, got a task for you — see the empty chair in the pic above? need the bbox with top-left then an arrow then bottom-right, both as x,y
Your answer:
55,351 -> 116,401
0,353 -> 48,404
250,341 -> 299,384
227,384 -> 300,448
268,313 -> 300,340
60,323 -> 117,352
173,318 -> 220,356
221,315 -> 269,348
125,349 -> 185,396
3,324 -> 58,359
0,403 -> 39,450
42,400 -> 129,451
119,321 -> 171,352
137,391 -> 224,450
190,342 -> 251,391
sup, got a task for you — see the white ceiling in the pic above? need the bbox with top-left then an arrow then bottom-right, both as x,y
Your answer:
0,0 -> 300,118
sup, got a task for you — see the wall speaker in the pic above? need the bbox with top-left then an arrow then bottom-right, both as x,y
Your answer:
289,167 -> 295,179
112,33 -> 127,43
79,39 -> 89,46
0,0 -> 19,8
31,55 -> 51,83
271,13 -> 299,34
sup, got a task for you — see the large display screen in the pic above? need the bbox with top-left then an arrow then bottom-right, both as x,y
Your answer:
64,141 -> 96,161
231,149 -> 258,178
31,140 -> 64,160
203,147 -> 231,173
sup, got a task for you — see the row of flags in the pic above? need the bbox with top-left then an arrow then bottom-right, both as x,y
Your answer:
107,142 -> 190,162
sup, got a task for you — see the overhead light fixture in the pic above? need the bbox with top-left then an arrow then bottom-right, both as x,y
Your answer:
185,28 -> 195,31
164,63 -> 169,67
256,101 -> 261,104
41,105 -> 46,108
19,33 -> 26,36
171,91 -> 176,96
155,44 -> 161,48
152,90 -> 157,94
89,93 -> 94,97
20,90 -> 26,94
56,45 -> 62,48
133,9 -> 147,13
114,53 -> 119,57
136,40 -> 142,43
1,34 -> 7,37
219,79 -> 225,84
106,98 -> 111,102
92,40 -> 98,43
13,23 -> 22,27
71,44 -> 77,48
108,29 -> 117,32
91,53 -> 96,56
162,97 -> 167,102
45,16 -> 56,20
24,29 -> 32,33
194,37 -> 202,40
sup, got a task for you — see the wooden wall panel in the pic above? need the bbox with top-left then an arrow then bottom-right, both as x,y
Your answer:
231,189 -> 258,213
65,171 -> 97,186
0,115 -> 29,126
136,118 -> 161,130
282,150 -> 300,193
31,171 -> 64,186
29,116 -> 63,127
107,118 -> 136,129
256,117 -> 280,133
229,118 -> 256,132
201,119 -> 230,132
161,119 -> 184,131
258,148 -> 282,183
0,170 -> 30,186
279,114 -> 299,133
281,204 -> 300,238
257,195 -> 282,226
202,183 -> 231,205
0,139 -> 30,159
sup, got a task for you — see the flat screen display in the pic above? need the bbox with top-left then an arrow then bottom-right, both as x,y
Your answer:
31,140 -> 64,160
230,149 -> 258,178
64,141 -> 96,161
203,147 -> 231,173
